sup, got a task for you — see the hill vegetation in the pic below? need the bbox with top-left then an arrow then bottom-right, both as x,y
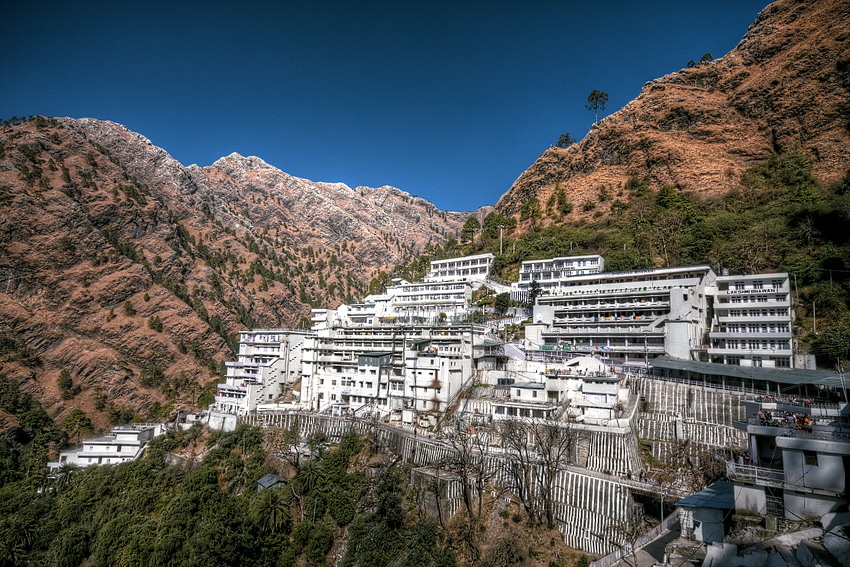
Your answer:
432,149 -> 850,368
0,414 -> 586,567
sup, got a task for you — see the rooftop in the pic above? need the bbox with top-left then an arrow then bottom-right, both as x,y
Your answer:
677,481 -> 735,509
650,357 -> 845,388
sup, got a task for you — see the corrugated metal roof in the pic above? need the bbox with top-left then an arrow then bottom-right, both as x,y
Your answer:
650,357 -> 843,388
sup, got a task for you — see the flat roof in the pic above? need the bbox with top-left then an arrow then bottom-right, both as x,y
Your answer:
677,481 -> 735,509
650,357 -> 844,388
513,382 -> 545,389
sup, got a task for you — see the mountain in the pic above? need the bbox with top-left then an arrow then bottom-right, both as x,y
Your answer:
496,0 -> 850,221
0,116 -> 477,429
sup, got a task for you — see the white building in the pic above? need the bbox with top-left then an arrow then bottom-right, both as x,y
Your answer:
213,329 -> 308,415
385,279 -> 473,323
299,321 -> 483,419
511,254 -> 605,303
48,423 -> 166,470
489,355 -> 624,424
728,390 -> 850,523
708,273 -> 793,368
527,265 -> 716,369
424,253 -> 495,286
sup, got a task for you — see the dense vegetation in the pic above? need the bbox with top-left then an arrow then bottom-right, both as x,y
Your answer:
0,423 -> 464,567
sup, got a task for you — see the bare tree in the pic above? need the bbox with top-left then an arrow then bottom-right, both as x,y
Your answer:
499,418 -> 584,527
499,419 -> 539,523
446,425 -> 496,521
615,504 -> 647,567
531,420 -> 583,528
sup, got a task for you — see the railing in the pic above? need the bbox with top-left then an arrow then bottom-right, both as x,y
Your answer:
726,462 -> 785,487
744,395 -> 840,410
589,513 -> 680,567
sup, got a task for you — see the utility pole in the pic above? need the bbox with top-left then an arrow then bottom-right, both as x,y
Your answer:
498,225 -> 506,256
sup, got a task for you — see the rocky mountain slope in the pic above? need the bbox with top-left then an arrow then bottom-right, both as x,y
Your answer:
0,116 -> 475,429
496,0 -> 850,222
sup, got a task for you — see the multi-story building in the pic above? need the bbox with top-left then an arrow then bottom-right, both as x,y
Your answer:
48,423 -> 166,470
511,254 -> 605,303
214,329 -> 308,415
424,253 -> 495,285
385,279 -> 473,323
708,273 -> 794,368
727,390 -> 849,522
527,265 -> 716,368
299,319 -> 483,417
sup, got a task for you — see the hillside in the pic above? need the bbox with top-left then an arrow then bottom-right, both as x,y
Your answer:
496,0 -> 850,223
0,116 -> 477,430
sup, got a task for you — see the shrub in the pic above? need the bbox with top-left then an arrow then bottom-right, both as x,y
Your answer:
123,300 -> 136,316
58,369 -> 74,400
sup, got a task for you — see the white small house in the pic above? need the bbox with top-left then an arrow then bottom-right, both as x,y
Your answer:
49,423 -> 166,470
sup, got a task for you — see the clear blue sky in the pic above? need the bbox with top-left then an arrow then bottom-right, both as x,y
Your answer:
2,0 -> 768,212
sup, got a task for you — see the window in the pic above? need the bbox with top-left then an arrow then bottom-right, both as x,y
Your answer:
532,391 -> 537,398
516,389 -> 521,396
804,450 -> 818,466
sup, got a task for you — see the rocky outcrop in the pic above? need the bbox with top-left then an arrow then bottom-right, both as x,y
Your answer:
496,0 -> 850,219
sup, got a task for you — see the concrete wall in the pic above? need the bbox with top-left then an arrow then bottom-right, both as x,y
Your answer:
733,483 -> 766,516
208,412 -> 237,432
638,378 -> 748,467
784,490 -> 846,521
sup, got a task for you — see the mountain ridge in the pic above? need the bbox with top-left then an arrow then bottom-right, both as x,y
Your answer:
495,0 -> 850,223
0,116 -> 478,431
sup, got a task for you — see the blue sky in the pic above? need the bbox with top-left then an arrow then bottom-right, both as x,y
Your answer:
2,1 -> 768,212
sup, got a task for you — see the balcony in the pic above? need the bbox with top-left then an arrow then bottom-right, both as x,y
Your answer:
726,462 -> 785,488
715,315 -> 791,323
706,346 -> 792,356
709,331 -> 792,339
715,298 -> 791,308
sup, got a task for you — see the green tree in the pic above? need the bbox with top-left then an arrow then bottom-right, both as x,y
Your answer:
123,300 -> 136,316
147,314 -> 163,332
520,198 -> 541,222
700,52 -> 714,64
61,409 -> 94,442
368,271 -> 390,295
57,369 -> 74,400
555,133 -> 576,148
494,292 -> 511,315
527,280 -> 542,308
251,488 -> 290,534
461,216 -> 481,242
586,89 -> 609,124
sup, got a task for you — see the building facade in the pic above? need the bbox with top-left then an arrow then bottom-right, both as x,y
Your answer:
728,396 -> 849,522
299,321 -> 483,418
511,254 -> 605,303
527,265 -> 716,368
424,253 -> 495,285
214,329 -> 308,415
385,279 -> 473,323
49,423 -> 166,470
708,273 -> 793,368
